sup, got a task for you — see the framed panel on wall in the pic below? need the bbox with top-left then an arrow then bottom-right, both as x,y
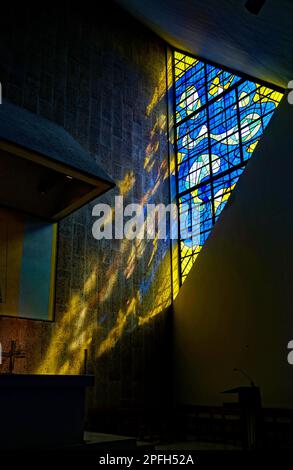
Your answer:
0,207 -> 57,321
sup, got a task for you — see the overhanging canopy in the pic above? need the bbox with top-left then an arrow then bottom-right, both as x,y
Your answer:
0,101 -> 114,220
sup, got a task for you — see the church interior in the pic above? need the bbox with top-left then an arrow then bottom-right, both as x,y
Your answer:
0,0 -> 293,459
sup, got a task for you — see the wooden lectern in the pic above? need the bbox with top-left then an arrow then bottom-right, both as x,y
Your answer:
222,386 -> 263,449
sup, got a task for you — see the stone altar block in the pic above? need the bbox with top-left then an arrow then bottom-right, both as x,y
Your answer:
0,374 -> 94,449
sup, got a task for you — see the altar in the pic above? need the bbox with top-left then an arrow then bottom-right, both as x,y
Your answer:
0,374 -> 94,449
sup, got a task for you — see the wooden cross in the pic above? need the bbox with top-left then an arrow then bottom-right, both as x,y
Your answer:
1,340 -> 25,374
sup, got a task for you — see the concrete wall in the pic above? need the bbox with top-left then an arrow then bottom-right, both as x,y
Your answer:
173,97 -> 293,409
0,1 -> 172,414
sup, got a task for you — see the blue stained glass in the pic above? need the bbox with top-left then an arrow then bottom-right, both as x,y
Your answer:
173,51 -> 283,282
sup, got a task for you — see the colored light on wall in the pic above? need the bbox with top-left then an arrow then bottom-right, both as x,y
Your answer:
173,51 -> 283,283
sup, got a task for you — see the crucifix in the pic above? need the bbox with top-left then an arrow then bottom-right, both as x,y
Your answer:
1,340 -> 25,374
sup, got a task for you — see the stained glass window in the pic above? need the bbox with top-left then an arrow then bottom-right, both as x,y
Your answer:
173,51 -> 283,284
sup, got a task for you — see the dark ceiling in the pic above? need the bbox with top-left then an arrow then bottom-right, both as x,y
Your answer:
117,0 -> 293,88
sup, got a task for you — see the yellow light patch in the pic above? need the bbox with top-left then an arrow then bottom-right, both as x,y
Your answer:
174,52 -> 198,79
254,85 -> 283,104
209,76 -> 221,96
117,171 -> 136,196
247,140 -> 259,153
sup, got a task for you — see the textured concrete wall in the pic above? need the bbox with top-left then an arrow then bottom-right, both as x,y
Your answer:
0,1 -> 172,415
